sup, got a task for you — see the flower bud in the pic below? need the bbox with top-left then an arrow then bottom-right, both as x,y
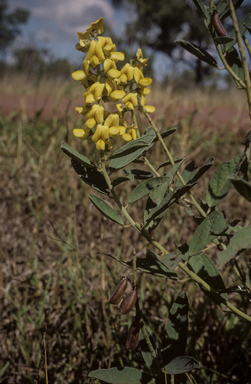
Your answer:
126,318 -> 141,349
119,289 -> 137,314
109,276 -> 128,305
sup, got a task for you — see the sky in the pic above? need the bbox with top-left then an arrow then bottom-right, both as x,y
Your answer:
8,0 -> 172,80
9,0 -> 130,62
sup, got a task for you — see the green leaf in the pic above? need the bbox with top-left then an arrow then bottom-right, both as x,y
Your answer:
177,157 -> 214,187
217,226 -> 251,269
126,248 -> 178,280
123,169 -> 153,180
161,292 -> 188,366
161,253 -> 180,271
89,194 -> 124,226
129,176 -> 171,203
61,142 -> 96,169
163,356 -> 200,374
71,160 -> 110,196
246,24 -> 251,34
228,175 -> 251,203
111,176 -> 131,187
144,182 -> 170,232
214,36 -> 234,44
193,0 -> 209,19
188,211 -> 228,256
0,361 -> 10,377
191,157 -> 214,183
206,153 -> 243,207
225,13 -> 251,51
144,183 -> 196,227
140,328 -> 157,367
175,40 -> 218,67
217,0 -> 245,19
188,253 -> 227,303
225,47 -> 244,82
158,157 -> 184,170
144,160 -> 186,231
153,127 -> 177,142
246,259 -> 251,287
89,367 -> 154,384
177,161 -> 198,187
109,128 -> 156,171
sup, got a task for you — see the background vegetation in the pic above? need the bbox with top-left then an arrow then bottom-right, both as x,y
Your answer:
0,73 -> 250,383
0,0 -> 251,383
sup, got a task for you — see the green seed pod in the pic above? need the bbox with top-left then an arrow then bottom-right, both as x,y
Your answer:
126,318 -> 141,349
109,276 -> 128,305
119,289 -> 137,314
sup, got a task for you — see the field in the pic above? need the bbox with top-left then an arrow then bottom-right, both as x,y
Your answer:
0,74 -> 251,383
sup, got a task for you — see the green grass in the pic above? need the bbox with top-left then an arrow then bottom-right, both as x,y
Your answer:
0,79 -> 251,383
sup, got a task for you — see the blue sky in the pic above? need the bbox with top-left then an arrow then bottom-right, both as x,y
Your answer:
8,0 -> 172,79
9,0 -> 132,62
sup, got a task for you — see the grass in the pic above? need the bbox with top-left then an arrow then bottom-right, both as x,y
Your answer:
0,75 -> 251,383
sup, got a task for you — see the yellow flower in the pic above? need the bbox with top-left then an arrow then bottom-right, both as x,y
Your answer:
122,93 -> 138,110
139,77 -> 152,87
110,90 -> 125,102
110,51 -> 125,62
85,40 -> 105,68
84,82 -> 105,104
92,123 -> 111,150
134,48 -> 148,68
86,18 -> 104,37
120,63 -> 134,82
85,118 -> 96,129
76,31 -> 91,52
133,67 -> 143,83
96,139 -> 106,151
73,128 -> 91,140
107,68 -> 121,79
116,103 -> 124,117
104,58 -> 116,73
72,70 -> 86,81
75,103 -> 91,116
141,96 -> 155,113
86,104 -> 104,124
72,61 -> 90,82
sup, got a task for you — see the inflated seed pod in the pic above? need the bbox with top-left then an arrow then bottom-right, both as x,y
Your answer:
126,318 -> 141,349
119,289 -> 137,314
212,9 -> 228,37
109,276 -> 128,305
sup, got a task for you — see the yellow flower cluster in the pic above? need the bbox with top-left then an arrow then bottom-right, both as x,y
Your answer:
72,18 -> 155,151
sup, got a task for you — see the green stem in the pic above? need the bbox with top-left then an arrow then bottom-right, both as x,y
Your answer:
243,34 -> 251,62
100,158 -> 250,323
229,0 -> 251,125
101,156 -> 167,254
209,0 -> 246,89
138,98 -> 207,218
233,259 -> 251,294
178,261 -> 251,322
143,156 -> 161,177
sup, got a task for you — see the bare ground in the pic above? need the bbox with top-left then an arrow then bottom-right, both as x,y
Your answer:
0,92 -> 250,133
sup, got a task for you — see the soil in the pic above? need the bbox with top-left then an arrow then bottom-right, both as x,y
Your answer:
0,92 -> 250,132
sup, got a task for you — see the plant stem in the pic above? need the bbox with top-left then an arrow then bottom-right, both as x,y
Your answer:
100,156 -> 167,254
138,99 -> 207,218
178,261 -> 251,322
229,0 -> 251,125
209,0 -> 246,89
243,34 -> 251,61
100,158 -> 251,323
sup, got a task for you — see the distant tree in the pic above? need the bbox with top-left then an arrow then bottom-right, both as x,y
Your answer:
0,0 -> 29,51
112,0 -> 251,84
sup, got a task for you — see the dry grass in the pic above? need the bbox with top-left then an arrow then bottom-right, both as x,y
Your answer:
0,76 -> 251,383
